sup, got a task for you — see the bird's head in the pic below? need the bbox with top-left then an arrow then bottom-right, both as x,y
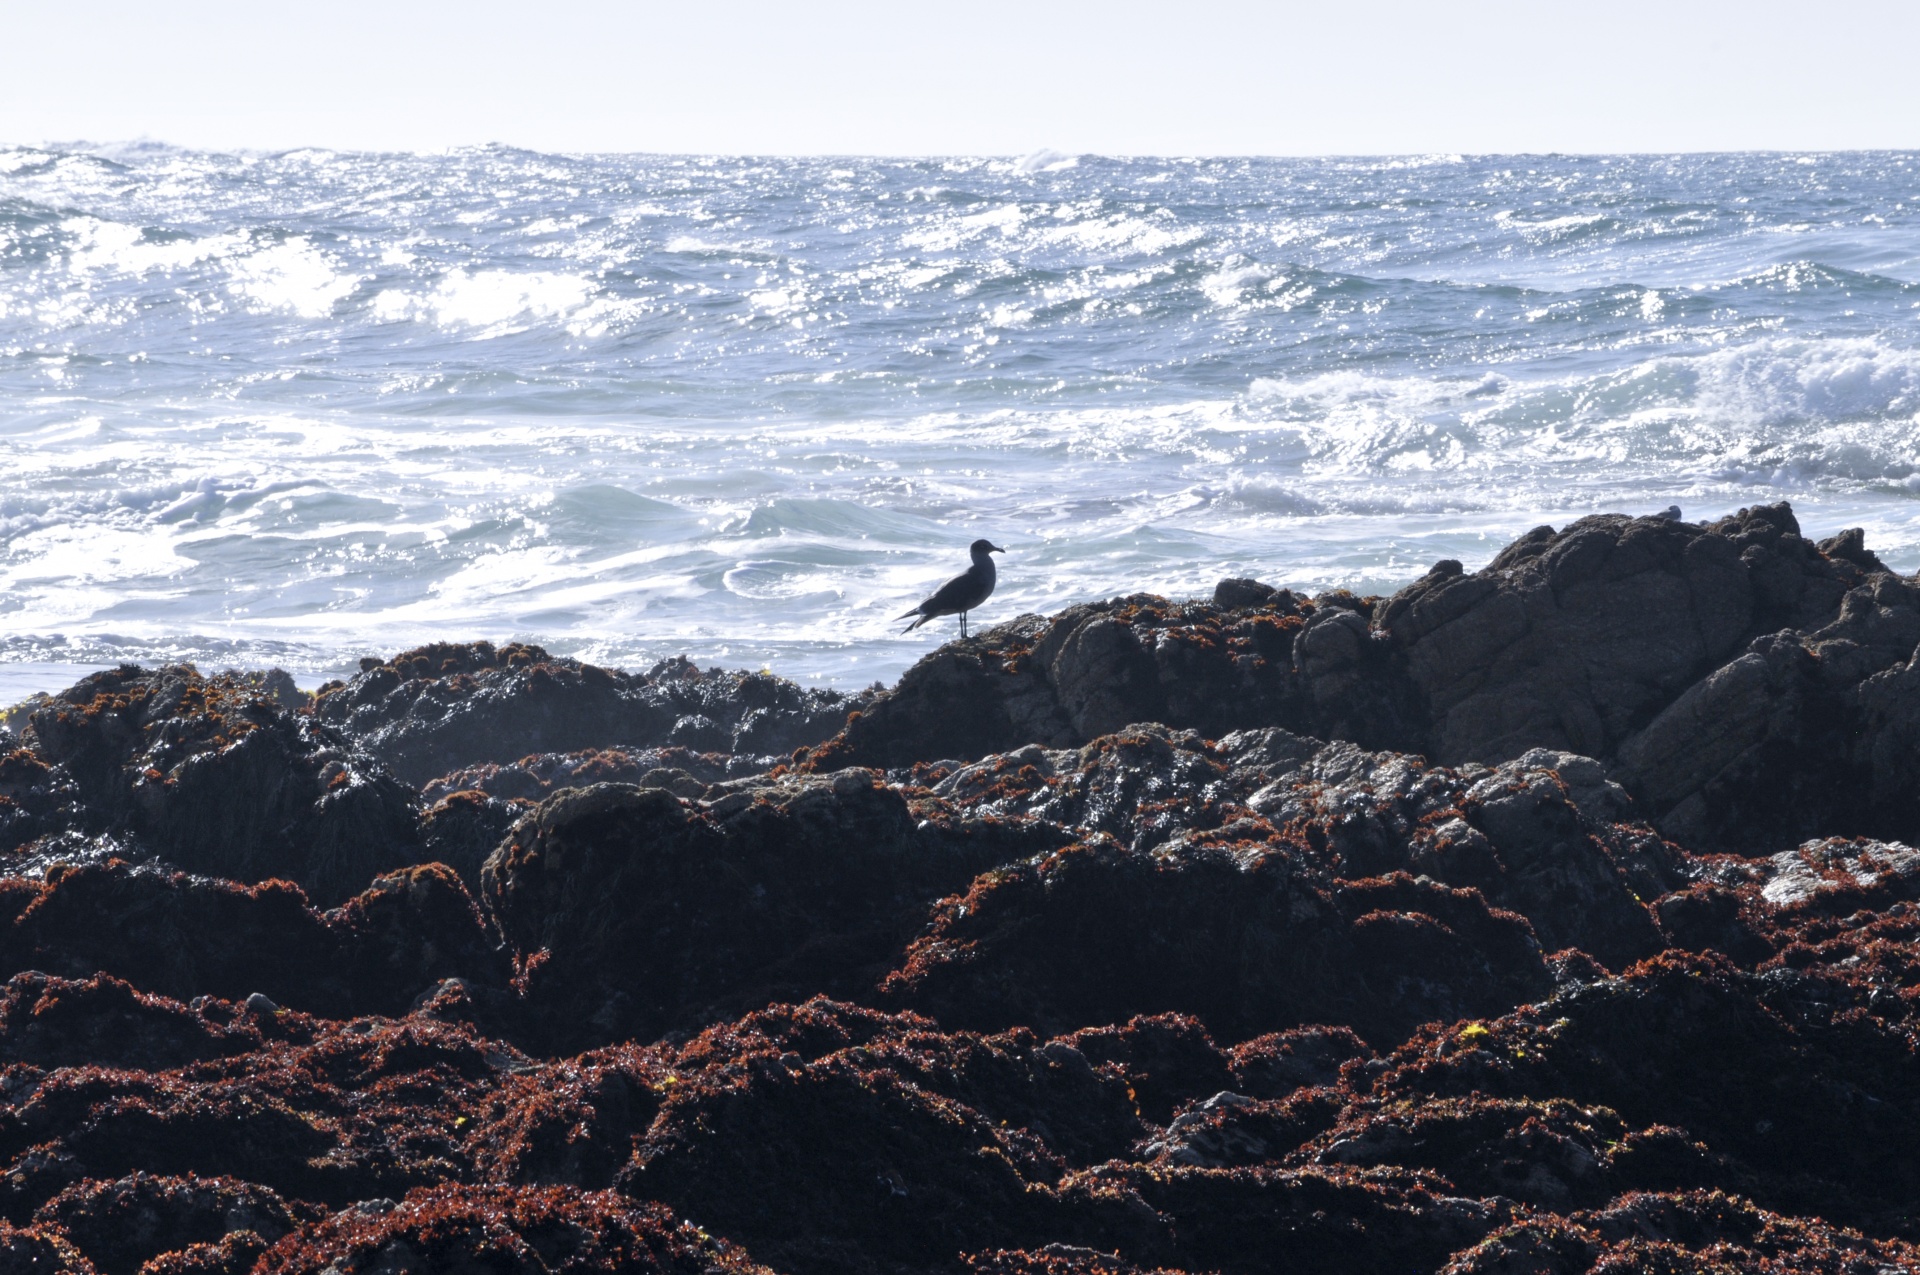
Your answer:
970,538 -> 1006,557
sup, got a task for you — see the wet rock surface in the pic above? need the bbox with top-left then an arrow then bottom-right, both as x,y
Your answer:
313,644 -> 873,786
3,667 -> 419,907
7,502 -> 1920,1272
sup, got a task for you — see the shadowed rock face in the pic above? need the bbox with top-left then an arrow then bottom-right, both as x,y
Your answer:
10,502 -> 1920,1273
481,773 -> 1063,1053
5,666 -> 421,906
313,643 -> 873,786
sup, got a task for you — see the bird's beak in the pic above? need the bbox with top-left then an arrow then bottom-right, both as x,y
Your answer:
988,544 -> 1005,553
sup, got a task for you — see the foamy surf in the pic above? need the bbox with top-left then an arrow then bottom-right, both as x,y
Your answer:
3,148 -> 1918,691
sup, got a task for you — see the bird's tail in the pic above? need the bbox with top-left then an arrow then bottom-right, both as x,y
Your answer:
898,611 -> 929,633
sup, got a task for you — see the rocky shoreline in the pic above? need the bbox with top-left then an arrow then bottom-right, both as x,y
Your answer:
3,501 -> 1920,1273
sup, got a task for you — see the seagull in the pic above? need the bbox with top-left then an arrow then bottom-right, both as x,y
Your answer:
898,539 -> 1005,639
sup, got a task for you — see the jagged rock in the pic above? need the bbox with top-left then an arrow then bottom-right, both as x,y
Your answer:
482,774 -> 1058,1052
883,831 -> 1553,1047
805,592 -> 1337,773
0,1219 -> 96,1273
0,974 -> 263,1072
814,504 -> 1920,858
10,667 -> 419,906
35,1174 -> 298,1275
0,861 -> 501,1021
313,643 -> 868,785
251,1186 -> 773,1274
929,725 -> 1679,971
1367,952 -> 1920,1230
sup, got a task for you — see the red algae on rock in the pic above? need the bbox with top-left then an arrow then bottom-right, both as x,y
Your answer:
252,1185 -> 773,1274
11,510 -> 1920,1272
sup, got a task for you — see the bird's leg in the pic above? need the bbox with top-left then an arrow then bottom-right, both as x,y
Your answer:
960,611 -> 968,639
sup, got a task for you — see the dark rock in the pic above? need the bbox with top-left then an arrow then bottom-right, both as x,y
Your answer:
35,1173 -> 296,1275
332,864 -> 508,1018
883,831 -> 1553,1048
414,789 -> 523,894
0,1219 -> 96,1274
1060,1161 -> 1505,1274
12,666 -> 419,906
1653,884 -> 1773,964
1378,510 -> 1765,765
482,773 -> 1051,1052
963,1248 -> 1188,1275
620,1051 -> 1074,1275
313,642 -> 868,785
929,726 -> 1678,975
133,1227 -> 268,1275
0,974 -> 262,1071
251,1185 -> 773,1274
1141,1087 -> 1344,1169
1211,578 -> 1280,609
0,864 -> 352,1016
805,591 -> 1341,773
0,860 -> 503,1022
1368,952 -> 1920,1229
5,1015 -> 530,1213
1227,1026 -> 1373,1097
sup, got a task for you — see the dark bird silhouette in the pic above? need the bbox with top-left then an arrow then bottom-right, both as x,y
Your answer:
899,539 -> 1005,638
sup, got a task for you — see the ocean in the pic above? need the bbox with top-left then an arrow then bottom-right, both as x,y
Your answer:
3,145 -> 1918,698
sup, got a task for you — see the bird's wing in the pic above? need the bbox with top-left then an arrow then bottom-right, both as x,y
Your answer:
922,570 -> 979,613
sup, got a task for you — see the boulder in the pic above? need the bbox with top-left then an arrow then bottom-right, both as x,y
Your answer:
251,1186 -> 773,1275
883,831 -> 1553,1047
314,643 -> 869,785
0,860 -> 502,1022
482,773 -> 1054,1052
1367,952 -> 1920,1229
14,667 -> 419,906
35,1174 -> 297,1275
805,591 -> 1348,773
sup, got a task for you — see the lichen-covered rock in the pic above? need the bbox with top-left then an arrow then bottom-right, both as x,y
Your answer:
10,667 -> 419,906
314,643 -> 869,785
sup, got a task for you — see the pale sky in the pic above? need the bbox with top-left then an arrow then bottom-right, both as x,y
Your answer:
4,0 -> 1917,155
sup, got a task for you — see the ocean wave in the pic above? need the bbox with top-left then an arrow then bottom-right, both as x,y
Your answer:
369,269 -> 596,332
6,149 -> 1920,687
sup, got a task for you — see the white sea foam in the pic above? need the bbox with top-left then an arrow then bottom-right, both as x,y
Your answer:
4,149 -> 1920,687
370,269 -> 594,332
